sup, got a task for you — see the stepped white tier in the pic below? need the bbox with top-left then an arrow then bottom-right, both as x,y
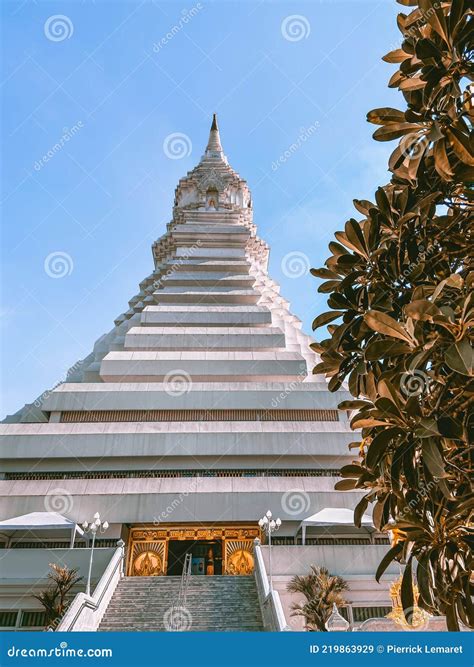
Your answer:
0,116 -> 396,631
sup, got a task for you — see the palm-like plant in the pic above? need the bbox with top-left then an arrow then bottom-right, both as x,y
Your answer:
32,588 -> 59,626
33,563 -> 83,627
287,566 -> 349,631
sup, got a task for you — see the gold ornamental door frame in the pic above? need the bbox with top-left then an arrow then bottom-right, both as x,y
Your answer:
127,524 -> 260,576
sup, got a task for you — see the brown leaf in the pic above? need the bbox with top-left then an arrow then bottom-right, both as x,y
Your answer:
404,299 -> 441,321
446,127 -> 474,166
433,138 -> 455,180
312,311 -> 344,330
373,123 -> 420,142
364,311 -> 415,344
367,108 -> 406,125
382,48 -> 410,63
399,77 -> 426,91
419,0 -> 449,43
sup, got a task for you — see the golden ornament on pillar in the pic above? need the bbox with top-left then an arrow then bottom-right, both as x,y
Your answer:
386,576 -> 431,629
390,528 -> 407,546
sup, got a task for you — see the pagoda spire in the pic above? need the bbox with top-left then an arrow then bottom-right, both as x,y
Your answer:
204,113 -> 224,157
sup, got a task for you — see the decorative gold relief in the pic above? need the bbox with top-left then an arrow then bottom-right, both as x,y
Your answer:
385,576 -> 431,629
224,540 -> 255,575
128,540 -> 166,576
127,524 -> 260,576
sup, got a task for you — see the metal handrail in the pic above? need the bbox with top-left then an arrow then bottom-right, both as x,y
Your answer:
167,553 -> 192,631
178,553 -> 192,607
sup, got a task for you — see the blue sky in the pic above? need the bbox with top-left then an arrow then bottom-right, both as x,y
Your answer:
1,0 -> 402,418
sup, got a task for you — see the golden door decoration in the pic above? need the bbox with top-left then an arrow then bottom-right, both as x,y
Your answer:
127,525 -> 260,576
224,539 -> 255,575
128,540 -> 167,577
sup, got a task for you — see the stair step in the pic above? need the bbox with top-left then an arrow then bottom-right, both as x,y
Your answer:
99,576 -> 264,632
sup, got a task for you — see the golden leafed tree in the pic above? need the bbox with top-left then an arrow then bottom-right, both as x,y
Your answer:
311,0 -> 473,630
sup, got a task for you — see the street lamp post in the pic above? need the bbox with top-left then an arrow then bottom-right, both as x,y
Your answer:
258,510 -> 281,590
82,512 -> 109,597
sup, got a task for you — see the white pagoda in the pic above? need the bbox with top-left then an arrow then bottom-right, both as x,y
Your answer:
0,116 -> 396,631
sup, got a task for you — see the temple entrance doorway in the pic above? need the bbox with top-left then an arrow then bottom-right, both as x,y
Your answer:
127,524 -> 260,576
167,539 -> 222,576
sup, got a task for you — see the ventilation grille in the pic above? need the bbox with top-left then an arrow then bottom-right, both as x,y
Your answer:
5,468 -> 341,481
60,408 -> 339,423
20,611 -> 47,628
273,536 -> 390,546
352,607 -> 392,622
0,611 -> 17,627
9,539 -> 116,549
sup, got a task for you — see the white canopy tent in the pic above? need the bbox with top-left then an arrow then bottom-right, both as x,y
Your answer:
0,511 -> 84,548
295,507 -> 375,545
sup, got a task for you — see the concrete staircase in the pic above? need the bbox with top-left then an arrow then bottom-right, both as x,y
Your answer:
99,576 -> 264,632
